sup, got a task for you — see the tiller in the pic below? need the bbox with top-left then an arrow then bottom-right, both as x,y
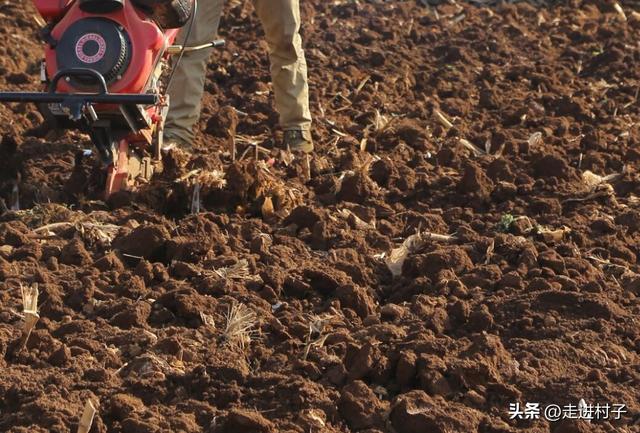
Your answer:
0,0 -> 222,198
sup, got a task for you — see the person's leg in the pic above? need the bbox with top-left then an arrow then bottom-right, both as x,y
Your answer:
252,0 -> 312,137
164,0 -> 224,146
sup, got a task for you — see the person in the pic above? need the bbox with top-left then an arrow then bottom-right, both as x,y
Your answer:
164,0 -> 314,153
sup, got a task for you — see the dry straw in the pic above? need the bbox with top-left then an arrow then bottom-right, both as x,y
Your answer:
385,231 -> 458,277
77,400 -> 97,433
214,259 -> 253,281
303,315 -> 332,361
223,301 -> 257,350
17,283 -> 39,353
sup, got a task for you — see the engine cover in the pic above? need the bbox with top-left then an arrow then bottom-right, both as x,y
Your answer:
44,0 -> 179,95
56,17 -> 131,87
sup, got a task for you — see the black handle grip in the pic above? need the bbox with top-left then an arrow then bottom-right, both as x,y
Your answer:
48,68 -> 109,94
79,0 -> 125,13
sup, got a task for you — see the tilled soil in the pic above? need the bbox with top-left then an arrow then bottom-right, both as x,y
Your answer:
2,0 -> 640,432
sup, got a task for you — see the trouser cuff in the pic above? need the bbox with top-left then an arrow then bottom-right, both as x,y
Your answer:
283,125 -> 312,132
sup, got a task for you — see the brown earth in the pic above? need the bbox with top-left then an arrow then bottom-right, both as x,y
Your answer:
2,0 -> 640,432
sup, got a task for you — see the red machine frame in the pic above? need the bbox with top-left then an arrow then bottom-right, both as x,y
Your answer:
1,0 -> 184,197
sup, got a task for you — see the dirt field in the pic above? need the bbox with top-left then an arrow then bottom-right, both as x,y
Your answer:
1,0 -> 640,432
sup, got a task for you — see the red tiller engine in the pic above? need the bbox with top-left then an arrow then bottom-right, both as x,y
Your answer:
0,0 -> 222,197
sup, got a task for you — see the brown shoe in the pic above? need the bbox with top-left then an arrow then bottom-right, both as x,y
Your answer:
283,130 -> 314,154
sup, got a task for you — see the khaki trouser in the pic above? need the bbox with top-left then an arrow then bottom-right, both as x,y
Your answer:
165,0 -> 312,145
